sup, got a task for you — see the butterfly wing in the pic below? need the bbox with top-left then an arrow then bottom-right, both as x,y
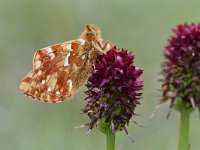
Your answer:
20,40 -> 87,103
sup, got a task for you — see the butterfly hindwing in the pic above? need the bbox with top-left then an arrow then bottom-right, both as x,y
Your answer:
20,40 -> 87,103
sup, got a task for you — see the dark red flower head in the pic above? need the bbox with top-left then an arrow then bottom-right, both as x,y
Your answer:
82,47 -> 143,132
161,23 -> 200,112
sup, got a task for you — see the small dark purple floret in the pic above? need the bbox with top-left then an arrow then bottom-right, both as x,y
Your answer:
161,23 -> 200,111
82,47 -> 143,132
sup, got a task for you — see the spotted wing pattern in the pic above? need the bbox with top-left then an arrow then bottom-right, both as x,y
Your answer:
19,39 -> 88,103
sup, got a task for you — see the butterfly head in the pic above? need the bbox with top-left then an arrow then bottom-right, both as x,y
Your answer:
80,24 -> 102,43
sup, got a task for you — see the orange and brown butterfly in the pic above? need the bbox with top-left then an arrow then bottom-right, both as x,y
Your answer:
19,24 -> 112,103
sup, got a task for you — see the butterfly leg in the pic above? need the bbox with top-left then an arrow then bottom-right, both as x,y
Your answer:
102,41 -> 113,51
97,40 -> 113,52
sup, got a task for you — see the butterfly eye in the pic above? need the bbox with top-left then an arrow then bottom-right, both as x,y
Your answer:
85,33 -> 96,37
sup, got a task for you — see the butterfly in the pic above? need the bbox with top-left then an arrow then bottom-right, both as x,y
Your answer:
19,24 -> 112,103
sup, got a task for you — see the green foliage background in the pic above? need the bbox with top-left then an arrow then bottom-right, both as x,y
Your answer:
0,0 -> 200,149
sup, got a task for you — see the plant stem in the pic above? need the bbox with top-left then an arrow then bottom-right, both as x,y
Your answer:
106,126 -> 115,150
178,110 -> 190,150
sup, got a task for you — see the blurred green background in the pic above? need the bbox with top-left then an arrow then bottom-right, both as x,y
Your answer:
1,0 -> 200,149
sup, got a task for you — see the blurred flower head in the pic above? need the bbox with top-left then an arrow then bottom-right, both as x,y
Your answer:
161,23 -> 200,112
82,47 -> 143,133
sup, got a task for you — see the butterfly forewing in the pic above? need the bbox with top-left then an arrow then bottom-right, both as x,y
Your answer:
20,40 -> 88,103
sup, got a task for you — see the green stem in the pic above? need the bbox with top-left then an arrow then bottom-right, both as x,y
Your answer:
178,110 -> 190,150
106,127 -> 115,150
98,119 -> 116,150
